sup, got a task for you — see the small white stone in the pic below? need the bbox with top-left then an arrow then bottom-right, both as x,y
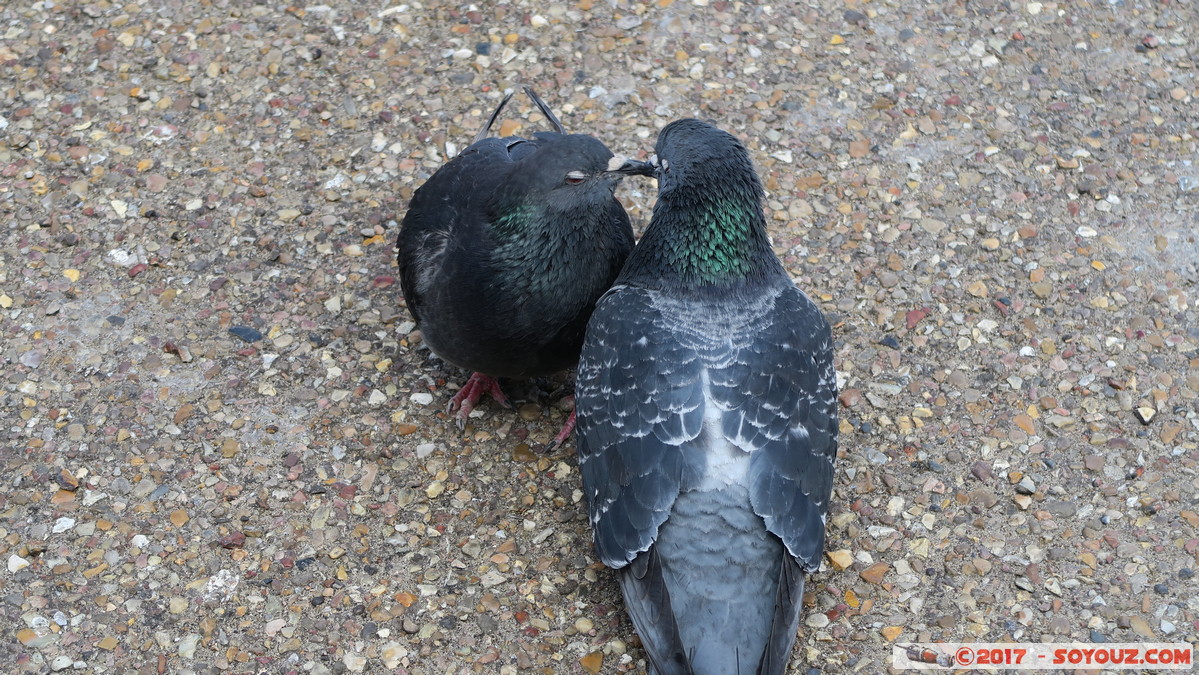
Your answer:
105,248 -> 139,267
50,656 -> 73,671
409,392 -> 434,406
381,642 -> 409,668
8,554 -> 30,573
343,652 -> 367,672
178,633 -> 200,658
368,389 -> 387,405
52,517 -> 76,533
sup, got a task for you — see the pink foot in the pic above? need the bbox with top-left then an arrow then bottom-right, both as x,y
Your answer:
447,372 -> 510,428
541,397 -> 576,453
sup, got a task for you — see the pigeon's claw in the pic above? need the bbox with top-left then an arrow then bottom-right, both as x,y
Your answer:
486,378 -> 513,410
447,372 -> 509,429
540,405 -> 577,454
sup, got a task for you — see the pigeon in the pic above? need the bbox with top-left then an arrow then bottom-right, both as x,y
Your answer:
575,118 -> 838,675
397,87 -> 649,447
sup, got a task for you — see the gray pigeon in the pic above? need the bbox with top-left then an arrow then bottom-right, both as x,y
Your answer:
397,88 -> 649,447
575,119 -> 838,674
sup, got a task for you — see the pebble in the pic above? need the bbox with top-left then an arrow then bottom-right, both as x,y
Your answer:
381,642 -> 409,668
826,550 -> 854,571
970,461 -> 994,481
1044,501 -> 1077,518
342,653 -> 367,672
228,326 -> 263,343
1014,476 -> 1036,495
1128,616 -> 1154,638
860,562 -> 889,585
178,634 -> 200,658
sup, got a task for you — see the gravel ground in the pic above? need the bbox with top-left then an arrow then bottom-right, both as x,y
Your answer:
2,1 -> 1198,673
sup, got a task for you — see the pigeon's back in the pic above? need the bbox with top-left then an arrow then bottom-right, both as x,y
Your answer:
576,119 -> 837,675
397,131 -> 541,312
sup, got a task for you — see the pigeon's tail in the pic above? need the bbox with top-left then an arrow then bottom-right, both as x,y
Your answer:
522,85 -> 566,133
758,558 -> 806,675
630,486 -> 802,675
472,91 -> 515,144
617,548 -> 693,675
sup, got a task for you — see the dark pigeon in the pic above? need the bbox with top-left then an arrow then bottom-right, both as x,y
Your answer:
576,119 -> 838,675
397,87 -> 649,447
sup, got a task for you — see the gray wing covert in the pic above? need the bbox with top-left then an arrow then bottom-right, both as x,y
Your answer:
576,287 -> 706,569
709,286 -> 837,571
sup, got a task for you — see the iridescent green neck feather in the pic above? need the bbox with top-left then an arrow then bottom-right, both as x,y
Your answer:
670,196 -> 759,283
492,203 -> 541,239
623,186 -> 778,290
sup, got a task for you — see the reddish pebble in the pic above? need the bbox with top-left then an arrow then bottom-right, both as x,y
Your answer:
128,263 -> 148,277
838,389 -> 861,408
905,307 -> 930,330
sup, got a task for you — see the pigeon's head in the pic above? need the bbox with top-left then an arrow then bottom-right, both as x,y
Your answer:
510,132 -> 652,215
521,133 -> 653,210
648,118 -> 761,199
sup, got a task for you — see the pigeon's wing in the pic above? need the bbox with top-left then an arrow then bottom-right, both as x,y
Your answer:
576,285 -> 707,568
576,286 -> 706,672
396,135 -> 537,316
709,284 -> 838,571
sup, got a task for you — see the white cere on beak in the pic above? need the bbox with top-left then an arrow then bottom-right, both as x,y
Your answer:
607,155 -> 629,172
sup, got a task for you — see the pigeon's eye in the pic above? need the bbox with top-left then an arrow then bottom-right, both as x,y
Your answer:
565,170 -> 587,185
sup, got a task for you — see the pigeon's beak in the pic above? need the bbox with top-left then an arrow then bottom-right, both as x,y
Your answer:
605,155 -> 656,177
